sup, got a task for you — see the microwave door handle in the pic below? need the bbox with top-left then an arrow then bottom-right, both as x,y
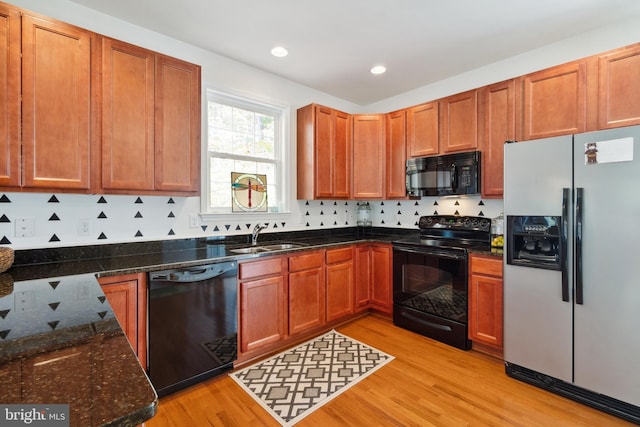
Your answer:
450,163 -> 458,192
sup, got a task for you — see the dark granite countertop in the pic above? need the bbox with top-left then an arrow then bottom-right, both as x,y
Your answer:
0,226 -> 502,426
0,273 -> 157,427
0,227 -> 409,427
7,227 -> 414,281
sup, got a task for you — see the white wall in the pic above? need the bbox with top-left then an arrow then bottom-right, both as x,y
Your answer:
2,0 -> 638,249
366,14 -> 640,113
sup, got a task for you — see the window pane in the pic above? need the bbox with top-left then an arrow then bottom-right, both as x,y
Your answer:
206,90 -> 286,213
208,128 -> 233,152
232,132 -> 255,157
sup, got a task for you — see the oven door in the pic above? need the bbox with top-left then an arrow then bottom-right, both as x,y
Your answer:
392,244 -> 471,350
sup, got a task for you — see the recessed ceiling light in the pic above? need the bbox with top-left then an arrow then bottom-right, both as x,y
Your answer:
271,46 -> 288,58
370,65 -> 386,75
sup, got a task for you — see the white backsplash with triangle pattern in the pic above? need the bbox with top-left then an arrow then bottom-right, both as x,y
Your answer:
0,192 -> 503,250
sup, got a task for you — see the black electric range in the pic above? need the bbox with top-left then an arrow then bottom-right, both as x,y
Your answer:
391,215 -> 491,350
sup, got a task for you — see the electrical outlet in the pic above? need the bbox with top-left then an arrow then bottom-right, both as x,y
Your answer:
78,219 -> 91,236
15,290 -> 36,312
189,214 -> 199,228
15,218 -> 35,237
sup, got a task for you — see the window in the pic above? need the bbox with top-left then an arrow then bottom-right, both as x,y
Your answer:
204,90 -> 289,215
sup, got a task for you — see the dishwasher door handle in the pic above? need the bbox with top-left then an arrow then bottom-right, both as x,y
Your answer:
149,261 -> 237,282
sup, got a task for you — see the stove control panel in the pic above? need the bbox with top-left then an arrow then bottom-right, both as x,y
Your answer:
419,215 -> 490,232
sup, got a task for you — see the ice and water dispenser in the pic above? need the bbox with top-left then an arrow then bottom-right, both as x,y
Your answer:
506,216 -> 563,270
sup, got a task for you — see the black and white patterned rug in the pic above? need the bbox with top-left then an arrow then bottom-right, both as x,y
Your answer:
229,329 -> 394,426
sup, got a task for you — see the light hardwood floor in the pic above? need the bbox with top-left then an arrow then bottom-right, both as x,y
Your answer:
145,315 -> 635,426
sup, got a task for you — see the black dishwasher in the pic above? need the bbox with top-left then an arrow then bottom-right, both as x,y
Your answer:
148,261 -> 237,396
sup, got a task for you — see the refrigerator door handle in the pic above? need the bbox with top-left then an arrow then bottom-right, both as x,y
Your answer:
561,188 -> 570,302
575,187 -> 584,305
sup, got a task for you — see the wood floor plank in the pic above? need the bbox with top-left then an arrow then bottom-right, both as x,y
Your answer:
145,315 -> 635,426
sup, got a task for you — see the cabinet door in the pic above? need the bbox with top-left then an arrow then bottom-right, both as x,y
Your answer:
154,54 -> 201,193
522,60 -> 589,140
479,80 -> 516,198
441,89 -> 479,153
0,5 -> 20,188
333,109 -> 351,198
468,255 -> 503,354
98,273 -> 147,370
369,244 -> 392,313
468,273 -> 503,349
326,247 -> 354,322
598,44 -> 640,129
407,102 -> 438,157
313,105 -> 334,197
22,14 -> 92,190
298,105 -> 351,199
354,245 -> 371,311
239,275 -> 287,353
352,114 -> 385,199
101,38 -> 155,191
386,110 -> 407,198
289,252 -> 325,335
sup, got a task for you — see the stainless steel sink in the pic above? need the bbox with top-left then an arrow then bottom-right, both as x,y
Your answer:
229,242 -> 307,254
229,247 -> 270,254
260,243 -> 306,251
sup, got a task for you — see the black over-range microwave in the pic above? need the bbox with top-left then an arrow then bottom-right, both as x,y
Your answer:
406,151 -> 481,197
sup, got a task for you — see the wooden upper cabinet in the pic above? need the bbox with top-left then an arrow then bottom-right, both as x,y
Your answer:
101,39 -> 200,194
385,110 -> 407,198
479,80 -> 516,198
297,104 -> 351,199
440,89 -> 479,153
597,43 -> 640,129
352,114 -> 385,199
101,38 -> 155,191
521,59 -> 592,140
21,14 -> 93,190
333,110 -> 351,198
407,102 -> 438,157
0,4 -> 20,188
154,54 -> 201,193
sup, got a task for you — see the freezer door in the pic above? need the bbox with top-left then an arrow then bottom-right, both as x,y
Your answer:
503,136 -> 573,382
573,127 -> 640,406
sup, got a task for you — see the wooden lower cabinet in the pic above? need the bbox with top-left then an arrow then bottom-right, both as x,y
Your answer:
237,244 -> 391,363
288,251 -> 326,335
325,246 -> 355,322
238,256 -> 288,355
98,273 -> 147,369
355,243 -> 392,314
468,254 -> 503,357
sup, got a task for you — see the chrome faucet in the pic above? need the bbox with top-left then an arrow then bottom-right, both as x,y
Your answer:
251,223 -> 268,246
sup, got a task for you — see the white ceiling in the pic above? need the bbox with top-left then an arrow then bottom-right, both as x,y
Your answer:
68,0 -> 640,105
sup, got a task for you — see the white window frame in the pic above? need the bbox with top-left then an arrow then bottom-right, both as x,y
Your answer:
200,89 -> 291,221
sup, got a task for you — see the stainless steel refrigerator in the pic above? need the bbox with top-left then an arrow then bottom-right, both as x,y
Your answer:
503,126 -> 640,423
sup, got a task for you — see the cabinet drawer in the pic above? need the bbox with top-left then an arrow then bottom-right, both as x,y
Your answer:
470,255 -> 503,277
326,246 -> 353,264
289,251 -> 324,272
239,257 -> 283,280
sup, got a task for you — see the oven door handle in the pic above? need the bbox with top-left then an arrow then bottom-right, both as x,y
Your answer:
393,246 -> 466,260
